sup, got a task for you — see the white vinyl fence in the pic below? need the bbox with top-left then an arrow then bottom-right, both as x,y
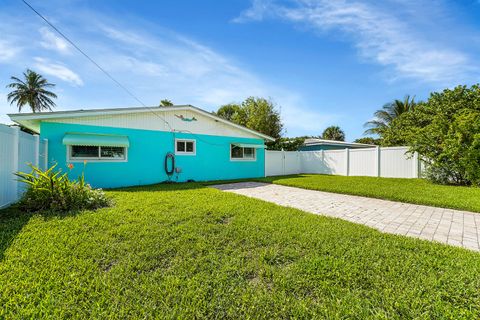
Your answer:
0,124 -> 48,209
265,147 -> 421,179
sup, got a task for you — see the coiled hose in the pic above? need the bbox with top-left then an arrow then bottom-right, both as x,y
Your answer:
164,152 -> 175,176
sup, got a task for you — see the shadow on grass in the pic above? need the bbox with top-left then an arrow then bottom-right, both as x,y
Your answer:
0,177 -> 288,260
0,206 -> 32,260
0,203 -> 107,261
109,181 -> 208,193
106,175 -> 310,192
201,174 -> 307,186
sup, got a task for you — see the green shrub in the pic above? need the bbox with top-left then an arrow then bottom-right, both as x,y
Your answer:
15,164 -> 112,212
382,84 -> 480,186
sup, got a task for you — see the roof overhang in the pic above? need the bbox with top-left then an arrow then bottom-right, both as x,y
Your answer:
8,105 -> 275,141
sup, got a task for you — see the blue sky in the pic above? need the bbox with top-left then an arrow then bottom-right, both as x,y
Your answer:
0,0 -> 479,140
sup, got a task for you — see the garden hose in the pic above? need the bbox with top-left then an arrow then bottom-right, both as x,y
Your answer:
164,152 -> 175,176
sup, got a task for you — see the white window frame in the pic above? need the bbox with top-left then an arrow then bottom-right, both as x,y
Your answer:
67,145 -> 128,162
175,139 -> 196,156
230,144 -> 256,162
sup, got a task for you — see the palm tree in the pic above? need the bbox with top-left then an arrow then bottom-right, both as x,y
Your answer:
322,125 -> 345,141
6,69 -> 57,113
364,95 -> 416,136
159,99 -> 174,107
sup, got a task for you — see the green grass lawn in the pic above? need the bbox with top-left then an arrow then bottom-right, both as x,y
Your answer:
258,174 -> 480,213
1,183 -> 480,318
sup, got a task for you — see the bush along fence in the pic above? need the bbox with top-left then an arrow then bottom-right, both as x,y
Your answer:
0,124 -> 48,208
265,147 -> 422,178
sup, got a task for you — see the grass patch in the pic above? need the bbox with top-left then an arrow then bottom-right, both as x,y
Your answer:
258,174 -> 480,213
1,183 -> 480,318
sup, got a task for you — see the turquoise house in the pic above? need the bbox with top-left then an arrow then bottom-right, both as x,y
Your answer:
9,105 -> 274,188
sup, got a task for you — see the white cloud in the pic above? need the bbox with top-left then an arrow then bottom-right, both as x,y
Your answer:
0,8 -> 336,135
102,55 -> 169,77
236,0 -> 476,84
232,0 -> 275,23
90,23 -> 334,134
99,24 -> 253,80
39,27 -> 71,54
96,24 -> 267,102
33,57 -> 83,86
0,40 -> 21,62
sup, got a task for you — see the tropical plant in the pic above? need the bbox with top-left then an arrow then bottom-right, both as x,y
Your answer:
380,104 -> 429,147
15,164 -> 111,212
404,85 -> 480,186
364,95 -> 416,136
322,126 -> 345,141
159,99 -> 174,107
6,69 -> 57,112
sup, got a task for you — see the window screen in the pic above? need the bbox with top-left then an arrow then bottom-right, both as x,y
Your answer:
71,145 -> 99,158
69,145 -> 126,160
176,140 -> 196,154
231,145 -> 256,160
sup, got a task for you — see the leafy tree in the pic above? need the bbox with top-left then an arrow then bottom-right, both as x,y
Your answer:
364,95 -> 416,136
159,99 -> 174,107
216,103 -> 244,122
391,85 -> 480,185
242,97 -> 283,139
267,137 -> 307,151
380,104 -> 429,147
6,69 -> 57,112
354,137 -> 381,145
216,97 -> 283,139
322,126 -> 345,141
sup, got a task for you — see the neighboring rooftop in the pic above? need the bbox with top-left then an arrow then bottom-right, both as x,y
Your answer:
302,138 -> 375,149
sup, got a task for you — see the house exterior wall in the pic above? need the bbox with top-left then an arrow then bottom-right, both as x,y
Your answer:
40,122 -> 266,188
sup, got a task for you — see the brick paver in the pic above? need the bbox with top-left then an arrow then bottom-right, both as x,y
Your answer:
212,182 -> 480,252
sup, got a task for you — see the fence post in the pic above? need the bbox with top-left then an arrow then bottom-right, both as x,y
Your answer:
321,149 -> 325,174
297,150 -> 301,174
281,148 -> 285,176
12,126 -> 20,197
44,139 -> 49,170
264,148 -> 267,177
375,146 -> 381,177
344,148 -> 350,176
34,134 -> 40,168
412,151 -> 419,178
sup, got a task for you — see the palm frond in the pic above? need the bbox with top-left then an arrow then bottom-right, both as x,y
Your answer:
6,69 -> 57,112
364,94 -> 416,137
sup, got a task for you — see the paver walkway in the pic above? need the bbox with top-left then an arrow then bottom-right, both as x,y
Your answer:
212,182 -> 480,252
